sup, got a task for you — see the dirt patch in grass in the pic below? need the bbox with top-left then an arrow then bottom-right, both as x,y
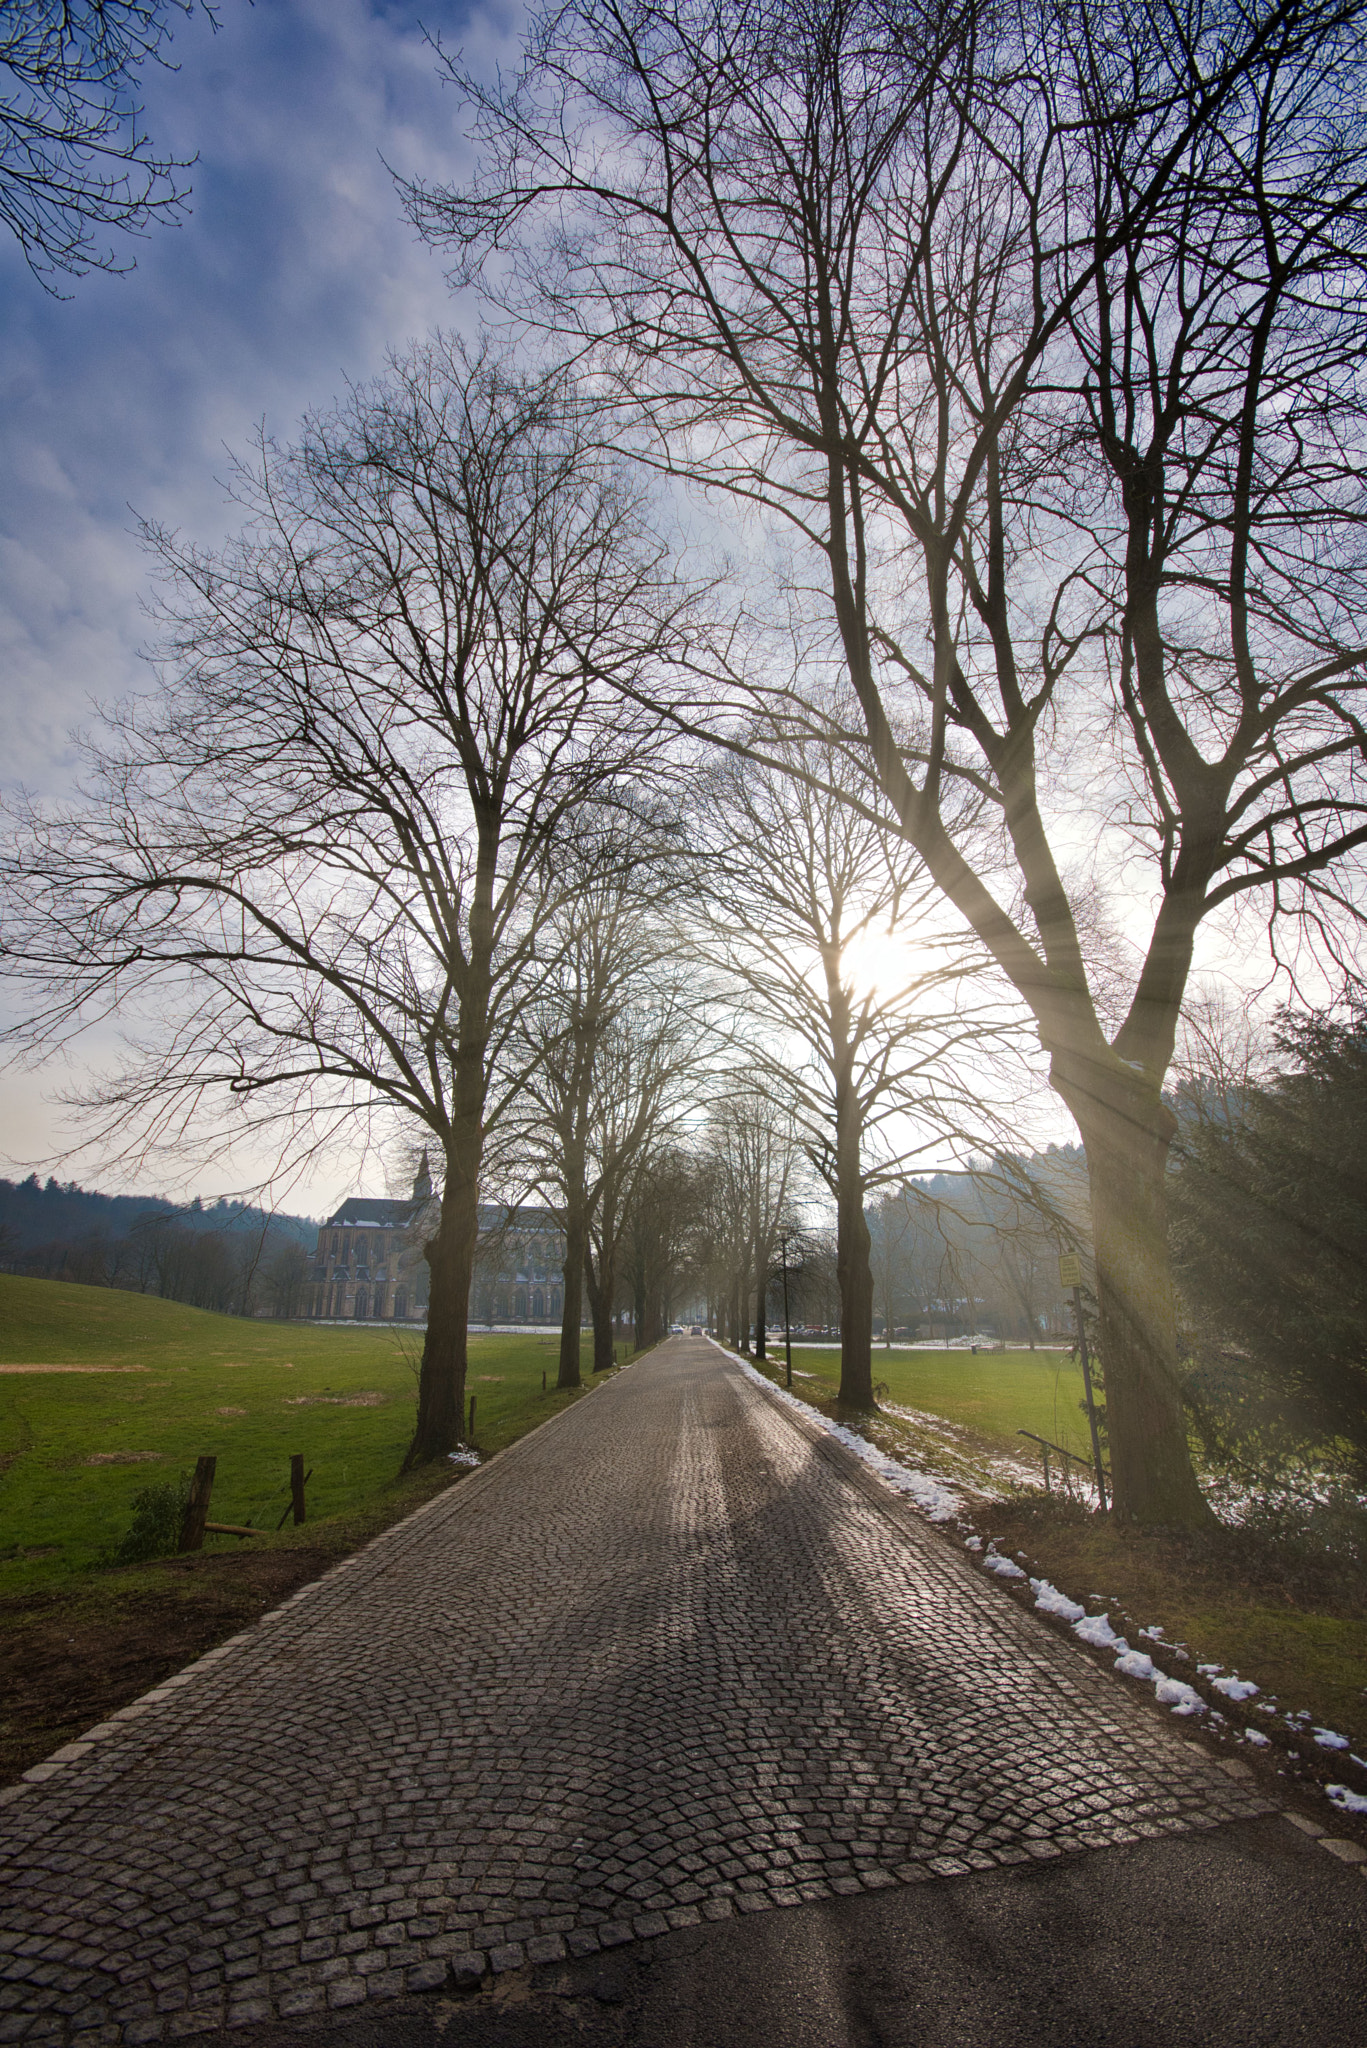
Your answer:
0,1548 -> 333,1783
0,1454 -> 463,1787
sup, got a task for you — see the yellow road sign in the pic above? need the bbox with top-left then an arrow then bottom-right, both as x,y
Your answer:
1058,1253 -> 1082,1288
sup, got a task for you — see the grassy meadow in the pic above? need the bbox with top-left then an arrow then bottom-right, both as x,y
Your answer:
784,1342 -> 1096,1471
0,1276 -> 597,1598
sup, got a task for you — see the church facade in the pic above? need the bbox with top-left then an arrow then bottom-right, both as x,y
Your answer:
301,1158 -> 566,1325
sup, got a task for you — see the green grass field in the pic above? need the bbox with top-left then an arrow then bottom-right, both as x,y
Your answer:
0,1276 -> 597,1598
784,1343 -> 1097,1469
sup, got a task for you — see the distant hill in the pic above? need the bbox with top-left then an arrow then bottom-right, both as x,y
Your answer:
0,1177 -> 315,1254
0,1178 -> 319,1318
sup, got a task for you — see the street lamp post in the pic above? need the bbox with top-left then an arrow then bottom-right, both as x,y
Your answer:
780,1232 -> 793,1390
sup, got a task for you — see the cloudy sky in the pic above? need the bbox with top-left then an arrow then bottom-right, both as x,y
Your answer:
0,0 -> 513,1209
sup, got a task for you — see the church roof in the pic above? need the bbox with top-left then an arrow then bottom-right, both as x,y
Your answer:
324,1196 -> 428,1229
322,1197 -> 560,1232
477,1203 -> 559,1231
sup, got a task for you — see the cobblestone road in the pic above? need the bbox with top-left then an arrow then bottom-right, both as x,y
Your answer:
0,1338 -> 1269,2044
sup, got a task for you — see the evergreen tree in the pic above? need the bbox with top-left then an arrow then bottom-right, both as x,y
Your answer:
1171,1011 -> 1367,1470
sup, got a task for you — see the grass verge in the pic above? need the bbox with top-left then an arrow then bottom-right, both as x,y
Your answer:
740,1341 -> 1367,1792
0,1276 -> 618,1783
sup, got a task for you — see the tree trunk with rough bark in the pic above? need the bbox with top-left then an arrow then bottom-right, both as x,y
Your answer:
755,1253 -> 767,1360
403,813 -> 495,1470
632,1246 -> 647,1353
585,1244 -> 617,1371
836,1193 -> 875,1410
404,1159 -> 478,1466
834,1062 -> 875,1410
558,1200 -> 586,1388
1056,1061 -> 1210,1525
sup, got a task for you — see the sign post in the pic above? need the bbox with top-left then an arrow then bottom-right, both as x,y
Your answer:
1060,1254 -> 1108,1512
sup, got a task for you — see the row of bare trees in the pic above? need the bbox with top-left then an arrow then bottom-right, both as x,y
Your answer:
7,0 -> 1367,1525
511,836 -> 708,1383
1,339 -> 700,1467
408,0 -> 1367,1522
685,729 -> 1025,1403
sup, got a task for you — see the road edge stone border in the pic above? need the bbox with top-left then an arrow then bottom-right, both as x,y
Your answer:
0,1354 -> 644,1810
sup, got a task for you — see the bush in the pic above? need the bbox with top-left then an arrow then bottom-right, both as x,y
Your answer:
1229,1478 -> 1367,1569
111,1473 -> 190,1564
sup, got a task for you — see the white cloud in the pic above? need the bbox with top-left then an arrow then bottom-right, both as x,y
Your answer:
0,0 -> 521,1202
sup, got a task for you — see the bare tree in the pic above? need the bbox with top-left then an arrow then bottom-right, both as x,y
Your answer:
624,1142 -> 701,1347
690,728 -> 1019,1406
0,337 -> 687,1465
516,834 -> 685,1388
868,1188 -> 922,1346
414,0 -> 1367,1521
583,979 -> 704,1370
2,1 -> 216,283
700,1088 -> 803,1359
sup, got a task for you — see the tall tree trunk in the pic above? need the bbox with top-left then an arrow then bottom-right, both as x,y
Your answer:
585,1240 -> 617,1371
558,1194 -> 586,1389
835,1076 -> 875,1410
402,811 -> 496,1470
755,1250 -> 767,1360
404,1160 -> 476,1466
739,1231 -> 753,1352
1062,1070 -> 1210,1524
632,1247 -> 647,1353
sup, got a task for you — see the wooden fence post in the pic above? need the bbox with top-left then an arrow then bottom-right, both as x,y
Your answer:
290,1452 -> 306,1526
468,1394 -> 477,1440
178,1456 -> 217,1553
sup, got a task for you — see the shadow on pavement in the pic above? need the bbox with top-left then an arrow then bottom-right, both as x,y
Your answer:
206,1813 -> 1367,2048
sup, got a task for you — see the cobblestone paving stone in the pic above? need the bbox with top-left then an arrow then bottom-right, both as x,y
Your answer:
0,1337 -> 1270,2043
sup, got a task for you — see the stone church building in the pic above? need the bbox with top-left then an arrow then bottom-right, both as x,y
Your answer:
302,1156 -> 565,1325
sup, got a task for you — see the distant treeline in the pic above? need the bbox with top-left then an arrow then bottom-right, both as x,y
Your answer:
0,1176 -> 316,1319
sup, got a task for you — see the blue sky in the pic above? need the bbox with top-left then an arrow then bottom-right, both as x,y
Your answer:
1,0 -> 509,797
0,0 -> 513,1203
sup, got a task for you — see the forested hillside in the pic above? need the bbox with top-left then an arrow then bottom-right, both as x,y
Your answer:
0,1178 -> 316,1317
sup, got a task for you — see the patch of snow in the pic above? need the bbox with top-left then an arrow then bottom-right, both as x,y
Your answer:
447,1448 -> 481,1467
1313,1727 -> 1350,1750
1243,1729 -> 1272,1748
964,1536 -> 983,1552
1327,1783 -> 1367,1815
984,1552 -> 1027,1580
1030,1578 -> 1085,1622
1155,1676 -> 1206,1716
731,1353 -> 964,1522
1197,1662 -> 1223,1676
1115,1649 -> 1157,1682
1211,1675 -> 1259,1702
1074,1613 -> 1123,1651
